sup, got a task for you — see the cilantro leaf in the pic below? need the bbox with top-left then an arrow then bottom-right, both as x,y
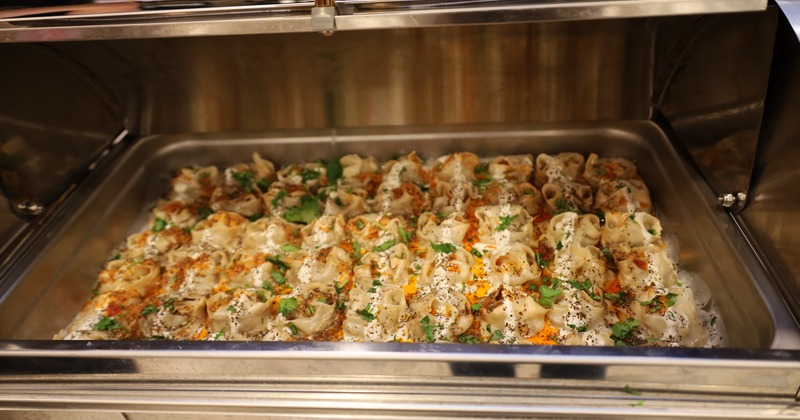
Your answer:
257,178 -> 273,191
611,318 -> 640,345
554,198 -> 577,214
271,190 -> 288,207
265,255 -> 290,271
282,195 -> 321,224
301,168 -> 321,182
326,157 -> 343,184
470,248 -> 483,258
152,217 -> 168,233
93,316 -> 125,331
355,219 -> 366,230
470,302 -> 482,312
431,242 -> 456,254
232,171 -> 255,191
458,334 -> 480,344
373,239 -> 397,253
399,226 -> 414,244
567,278 -> 601,301
496,214 -> 518,231
278,298 -> 298,316
489,329 -> 504,342
356,304 -> 376,322
535,253 -> 549,268
270,270 -> 287,285
474,163 -> 489,174
141,305 -> 158,316
420,315 -> 440,342
623,385 -> 642,396
280,244 -> 300,253
536,284 -> 562,309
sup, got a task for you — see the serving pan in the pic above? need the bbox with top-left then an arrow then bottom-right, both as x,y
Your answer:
0,120 -> 798,417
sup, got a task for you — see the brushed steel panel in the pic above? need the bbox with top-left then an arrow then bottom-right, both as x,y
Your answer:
741,8 -> 800,322
0,0 -> 768,43
33,20 -> 652,135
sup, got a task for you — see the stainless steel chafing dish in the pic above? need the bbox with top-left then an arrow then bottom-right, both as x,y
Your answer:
1,0 -> 800,418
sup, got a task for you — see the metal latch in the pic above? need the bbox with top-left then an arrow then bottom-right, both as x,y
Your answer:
311,0 -> 336,35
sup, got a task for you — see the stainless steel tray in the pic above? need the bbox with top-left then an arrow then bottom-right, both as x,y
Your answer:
0,121 -> 798,417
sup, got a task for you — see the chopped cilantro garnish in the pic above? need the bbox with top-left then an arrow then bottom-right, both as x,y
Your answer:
282,195 -> 321,224
489,329 -> 504,342
270,270 -> 287,285
568,323 -> 587,332
265,255 -> 290,271
353,241 -> 362,258
567,278 -> 601,301
647,228 -> 657,236
602,247 -> 614,263
256,290 -> 268,302
288,322 -> 298,335
496,214 -> 518,231
639,293 -> 677,313
232,171 -> 255,191
257,178 -> 272,191
164,297 -> 177,313
594,165 -> 607,176
470,248 -> 483,258
227,305 -> 236,312
326,157 -> 343,184
470,302 -> 482,312
374,239 -> 396,252
536,284 -> 562,308
334,280 -> 347,294
431,242 -> 456,254
535,253 -> 549,268
141,305 -> 158,316
399,226 -> 413,244
280,244 -> 300,253
420,315 -> 440,342
472,178 -> 493,188
301,168 -> 321,182
556,240 -> 563,251
278,298 -> 298,316
611,319 -> 640,346
554,198 -> 577,214
458,334 -> 480,344
355,219 -> 366,229
152,217 -> 168,233
271,190 -> 288,207
474,163 -> 489,174
93,316 -> 125,331
356,304 -> 376,322
336,300 -> 346,310
247,213 -> 263,222
623,385 -> 642,396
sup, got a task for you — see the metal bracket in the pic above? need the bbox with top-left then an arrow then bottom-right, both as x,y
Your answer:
311,0 -> 336,35
718,191 -> 747,212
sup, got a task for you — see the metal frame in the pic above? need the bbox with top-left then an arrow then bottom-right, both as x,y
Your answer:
0,0 -> 767,42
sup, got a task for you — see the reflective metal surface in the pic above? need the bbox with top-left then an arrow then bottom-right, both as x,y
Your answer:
0,0 -> 767,42
653,9 -> 778,213
740,6 -> 800,324
17,20 -> 655,136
